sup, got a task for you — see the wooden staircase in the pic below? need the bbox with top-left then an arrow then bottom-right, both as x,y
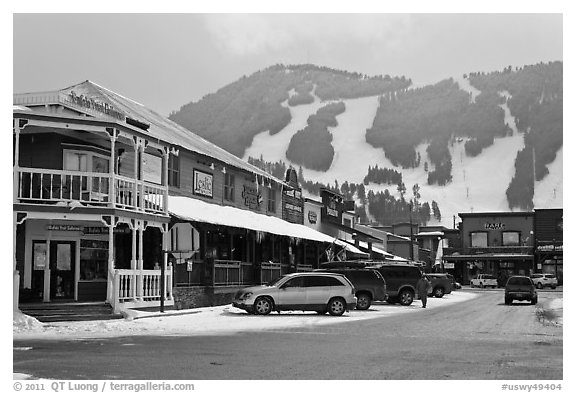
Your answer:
19,302 -> 124,323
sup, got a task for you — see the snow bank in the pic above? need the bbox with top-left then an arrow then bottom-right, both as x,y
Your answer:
13,292 -> 476,340
13,311 -> 44,332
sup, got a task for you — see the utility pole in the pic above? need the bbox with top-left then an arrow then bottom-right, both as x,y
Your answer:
409,201 -> 414,262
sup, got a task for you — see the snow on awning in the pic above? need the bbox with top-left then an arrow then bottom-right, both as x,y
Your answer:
168,195 -> 335,243
333,239 -> 369,256
357,240 -> 408,262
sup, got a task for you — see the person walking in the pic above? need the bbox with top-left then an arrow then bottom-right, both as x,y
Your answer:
416,274 -> 431,308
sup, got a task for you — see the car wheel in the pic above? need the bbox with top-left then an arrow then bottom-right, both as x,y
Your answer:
356,293 -> 372,310
253,296 -> 273,315
398,289 -> 414,306
470,283 -> 474,288
551,285 -> 557,289
479,282 -> 484,289
537,282 -> 543,289
433,287 -> 445,298
505,296 -> 512,305
531,297 -> 538,305
327,297 -> 346,316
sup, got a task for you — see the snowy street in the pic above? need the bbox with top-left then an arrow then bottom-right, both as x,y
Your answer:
13,290 -> 562,380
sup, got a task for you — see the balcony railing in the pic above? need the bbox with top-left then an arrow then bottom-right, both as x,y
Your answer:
16,167 -> 167,214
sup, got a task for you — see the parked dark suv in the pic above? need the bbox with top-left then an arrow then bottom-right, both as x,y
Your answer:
370,263 -> 422,306
504,275 -> 538,305
426,273 -> 453,298
316,262 -> 387,310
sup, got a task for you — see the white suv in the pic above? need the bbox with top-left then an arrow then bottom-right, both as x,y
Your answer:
530,273 -> 558,289
470,274 -> 498,288
233,272 -> 357,316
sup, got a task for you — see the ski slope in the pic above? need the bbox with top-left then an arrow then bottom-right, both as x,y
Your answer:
242,87 -> 563,228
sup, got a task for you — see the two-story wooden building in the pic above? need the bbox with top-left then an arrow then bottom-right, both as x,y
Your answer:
13,81 -> 339,313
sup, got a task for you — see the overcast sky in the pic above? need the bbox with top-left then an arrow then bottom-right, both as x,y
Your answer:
13,13 -> 562,116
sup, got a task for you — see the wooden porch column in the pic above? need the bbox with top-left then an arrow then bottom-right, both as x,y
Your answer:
106,219 -> 115,304
44,228 -> 52,303
13,213 -> 19,310
137,221 -> 144,301
162,228 -> 169,302
107,128 -> 117,208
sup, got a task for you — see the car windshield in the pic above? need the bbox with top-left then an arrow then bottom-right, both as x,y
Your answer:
266,276 -> 286,287
508,277 -> 532,285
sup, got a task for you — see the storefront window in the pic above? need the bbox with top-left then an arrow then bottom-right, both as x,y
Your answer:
502,231 -> 520,246
168,153 -> 180,187
224,173 -> 235,202
80,240 -> 108,281
267,189 -> 276,213
470,232 -> 488,247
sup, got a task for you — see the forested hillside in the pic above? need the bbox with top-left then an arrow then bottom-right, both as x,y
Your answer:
170,61 -> 562,217
467,61 -> 563,209
169,64 -> 410,157
285,102 -> 345,171
365,78 -> 511,185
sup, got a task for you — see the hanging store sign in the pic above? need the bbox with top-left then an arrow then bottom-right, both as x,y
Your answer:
83,227 -> 131,235
193,169 -> 213,198
282,186 -> 304,224
46,224 -> 82,231
242,184 -> 262,210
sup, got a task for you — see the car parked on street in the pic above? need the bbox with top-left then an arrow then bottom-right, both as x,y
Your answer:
425,273 -> 453,298
504,275 -> 538,305
232,272 -> 357,316
314,266 -> 387,310
368,262 -> 422,306
470,274 -> 498,288
530,273 -> 558,289
446,273 -> 462,290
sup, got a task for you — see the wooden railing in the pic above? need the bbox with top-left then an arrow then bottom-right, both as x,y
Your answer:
212,260 -> 242,286
296,264 -> 313,272
17,168 -> 110,206
112,265 -> 173,312
16,167 -> 167,214
260,262 -> 282,284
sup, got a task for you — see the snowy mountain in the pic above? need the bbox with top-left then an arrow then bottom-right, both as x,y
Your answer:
169,63 -> 563,228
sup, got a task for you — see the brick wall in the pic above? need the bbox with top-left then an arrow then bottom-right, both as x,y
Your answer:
173,286 -> 240,310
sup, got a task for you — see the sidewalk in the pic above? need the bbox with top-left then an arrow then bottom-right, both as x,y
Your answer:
14,291 -> 477,340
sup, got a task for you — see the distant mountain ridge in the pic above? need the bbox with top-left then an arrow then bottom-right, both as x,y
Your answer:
169,62 -> 563,225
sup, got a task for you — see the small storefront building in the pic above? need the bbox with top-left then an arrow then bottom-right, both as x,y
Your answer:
443,212 -> 534,285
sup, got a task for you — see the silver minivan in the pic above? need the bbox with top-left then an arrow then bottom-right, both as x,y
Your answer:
233,272 -> 357,316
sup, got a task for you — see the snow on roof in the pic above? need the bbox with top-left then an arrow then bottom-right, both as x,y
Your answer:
416,231 -> 444,237
169,195 -> 335,243
386,232 -> 411,241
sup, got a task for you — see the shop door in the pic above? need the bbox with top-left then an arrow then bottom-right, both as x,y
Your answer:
50,241 -> 76,300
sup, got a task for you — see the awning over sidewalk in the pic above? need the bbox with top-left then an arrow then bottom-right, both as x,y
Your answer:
356,240 -> 408,261
169,195 -> 336,244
